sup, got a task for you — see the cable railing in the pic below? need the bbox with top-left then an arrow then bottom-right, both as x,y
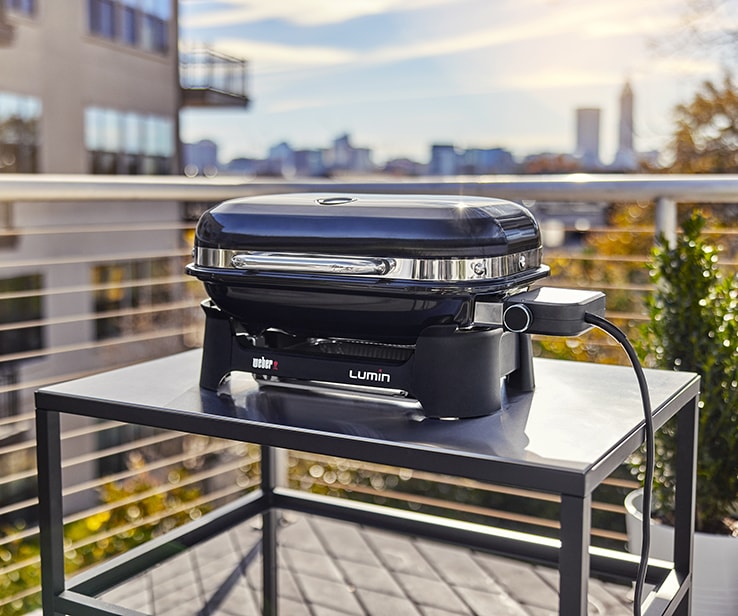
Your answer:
0,172 -> 736,613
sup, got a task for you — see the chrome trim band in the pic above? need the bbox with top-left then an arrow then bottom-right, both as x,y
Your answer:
195,247 -> 543,282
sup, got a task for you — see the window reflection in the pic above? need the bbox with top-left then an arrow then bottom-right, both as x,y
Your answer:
0,91 -> 41,173
85,106 -> 173,175
88,0 -> 169,54
5,0 -> 36,17
93,259 -> 175,340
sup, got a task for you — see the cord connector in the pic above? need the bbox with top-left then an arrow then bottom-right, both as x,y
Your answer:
474,287 -> 606,336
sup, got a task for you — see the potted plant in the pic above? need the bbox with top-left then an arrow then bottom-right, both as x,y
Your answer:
625,211 -> 737,615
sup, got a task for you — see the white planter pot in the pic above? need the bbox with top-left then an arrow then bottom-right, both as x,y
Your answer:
624,489 -> 738,616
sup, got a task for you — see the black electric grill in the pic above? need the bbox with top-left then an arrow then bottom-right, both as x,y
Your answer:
186,193 -> 560,418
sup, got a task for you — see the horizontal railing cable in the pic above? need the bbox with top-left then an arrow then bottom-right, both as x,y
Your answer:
61,453 -> 261,527
0,325 -> 199,364
0,438 -> 245,518
61,442 -> 251,501
0,299 -> 195,338
0,419 -> 124,460
2,172 -> 738,205
307,477 -> 628,543
0,477 -> 261,611
290,451 -> 636,542
0,247 -> 189,270
0,448 -> 260,549
0,221 -> 196,237
0,274 -> 193,302
0,410 -> 34,427
0,356 -> 206,399
291,451 -> 639,503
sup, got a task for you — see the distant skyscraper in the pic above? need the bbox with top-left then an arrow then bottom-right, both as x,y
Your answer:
575,108 -> 601,169
324,133 -> 374,173
183,139 -> 219,174
331,133 -> 353,169
429,144 -> 459,175
267,141 -> 296,176
613,80 -> 637,170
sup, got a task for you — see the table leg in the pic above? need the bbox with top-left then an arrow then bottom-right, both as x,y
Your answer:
559,494 -> 591,615
260,445 -> 278,616
35,410 -> 65,616
673,396 -> 698,615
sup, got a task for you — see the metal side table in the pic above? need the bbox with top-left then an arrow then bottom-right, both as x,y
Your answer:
35,350 -> 699,615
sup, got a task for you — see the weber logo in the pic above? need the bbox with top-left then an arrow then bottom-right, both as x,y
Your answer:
348,369 -> 391,384
252,356 -> 278,370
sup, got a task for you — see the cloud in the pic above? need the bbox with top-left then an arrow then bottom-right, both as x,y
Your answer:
502,67 -> 620,91
184,0 -> 718,108
213,38 -> 356,73
183,0 -> 687,74
180,0 -> 450,28
647,56 -> 724,76
581,14 -> 678,39
262,65 -> 622,116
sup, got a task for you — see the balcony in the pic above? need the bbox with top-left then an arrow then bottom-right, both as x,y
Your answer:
1,173 -> 736,614
180,47 -> 250,108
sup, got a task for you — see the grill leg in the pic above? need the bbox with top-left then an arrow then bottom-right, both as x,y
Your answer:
199,299 -> 234,390
507,333 -> 535,392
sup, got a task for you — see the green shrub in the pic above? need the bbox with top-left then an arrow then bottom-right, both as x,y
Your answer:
635,211 -> 738,534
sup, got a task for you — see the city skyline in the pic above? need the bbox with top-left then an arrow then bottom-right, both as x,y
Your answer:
178,0 -> 728,166
183,80 -> 645,176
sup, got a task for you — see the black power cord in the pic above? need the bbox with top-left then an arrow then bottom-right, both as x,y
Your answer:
497,289 -> 655,614
585,312 -> 654,616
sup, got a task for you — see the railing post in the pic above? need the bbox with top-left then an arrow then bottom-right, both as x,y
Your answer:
275,448 -> 289,488
655,197 -> 677,246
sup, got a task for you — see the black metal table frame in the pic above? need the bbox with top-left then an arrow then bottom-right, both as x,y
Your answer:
35,357 -> 699,616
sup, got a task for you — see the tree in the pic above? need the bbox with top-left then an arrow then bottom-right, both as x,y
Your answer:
667,75 -> 738,173
651,0 -> 737,69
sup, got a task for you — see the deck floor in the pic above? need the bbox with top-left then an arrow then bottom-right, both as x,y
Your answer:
98,512 -> 633,616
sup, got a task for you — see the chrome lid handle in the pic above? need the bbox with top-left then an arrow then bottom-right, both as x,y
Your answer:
231,252 -> 394,276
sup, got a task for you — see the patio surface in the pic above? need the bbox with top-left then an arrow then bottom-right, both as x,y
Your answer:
98,512 -> 633,616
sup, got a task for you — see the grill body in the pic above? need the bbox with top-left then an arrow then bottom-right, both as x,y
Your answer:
186,193 -> 547,418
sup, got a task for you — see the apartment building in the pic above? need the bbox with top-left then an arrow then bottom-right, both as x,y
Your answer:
1,1 -> 178,174
1,0 -> 179,392
0,1 -> 247,514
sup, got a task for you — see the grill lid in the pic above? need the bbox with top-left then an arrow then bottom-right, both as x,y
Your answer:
194,193 -> 542,260
194,193 -> 547,282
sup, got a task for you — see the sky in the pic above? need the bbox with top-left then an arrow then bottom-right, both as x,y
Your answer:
178,0 -> 732,167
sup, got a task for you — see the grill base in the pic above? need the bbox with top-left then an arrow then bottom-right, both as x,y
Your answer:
199,299 -> 535,419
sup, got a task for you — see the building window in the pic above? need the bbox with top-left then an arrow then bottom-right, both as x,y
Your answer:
0,91 -> 41,173
121,3 -> 139,45
88,0 -> 117,39
141,12 -> 167,53
5,0 -> 36,17
85,106 -> 174,175
93,258 -> 175,340
0,273 -> 43,423
88,0 -> 170,54
0,274 -> 43,356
